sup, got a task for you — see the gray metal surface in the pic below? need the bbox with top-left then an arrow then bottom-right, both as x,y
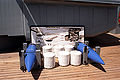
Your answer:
110,25 -> 120,34
116,25 -> 120,33
110,6 -> 120,34
67,0 -> 120,5
23,3 -> 118,38
0,0 -> 119,41
0,0 -> 24,36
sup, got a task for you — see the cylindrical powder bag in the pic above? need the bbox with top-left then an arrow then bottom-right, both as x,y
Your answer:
64,45 -> 74,52
70,51 -> 82,66
53,45 -> 64,57
58,51 -> 70,66
43,52 -> 55,69
42,46 -> 52,54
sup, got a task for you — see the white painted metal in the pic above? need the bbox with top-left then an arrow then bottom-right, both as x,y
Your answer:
31,31 -> 37,44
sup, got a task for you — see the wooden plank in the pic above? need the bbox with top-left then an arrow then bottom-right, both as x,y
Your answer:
0,33 -> 120,80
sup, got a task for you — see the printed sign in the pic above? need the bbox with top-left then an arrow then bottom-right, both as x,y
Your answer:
31,26 -> 84,47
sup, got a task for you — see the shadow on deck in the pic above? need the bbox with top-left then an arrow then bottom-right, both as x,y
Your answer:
31,69 -> 43,80
91,63 -> 106,72
86,33 -> 120,48
0,36 -> 26,53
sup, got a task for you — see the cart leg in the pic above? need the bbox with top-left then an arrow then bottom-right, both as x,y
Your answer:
19,50 -> 26,72
36,50 -> 42,69
83,46 -> 88,65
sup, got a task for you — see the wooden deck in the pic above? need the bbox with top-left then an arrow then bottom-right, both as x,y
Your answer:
0,33 -> 120,80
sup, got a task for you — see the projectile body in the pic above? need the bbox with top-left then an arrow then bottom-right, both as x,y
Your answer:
77,43 -> 105,65
25,44 -> 36,72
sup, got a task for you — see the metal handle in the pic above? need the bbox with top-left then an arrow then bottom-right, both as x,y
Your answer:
23,43 -> 27,50
95,46 -> 100,56
84,41 -> 89,46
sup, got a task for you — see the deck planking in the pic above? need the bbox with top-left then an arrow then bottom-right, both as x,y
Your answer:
0,33 -> 120,80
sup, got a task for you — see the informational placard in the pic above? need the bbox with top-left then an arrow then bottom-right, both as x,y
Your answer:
30,26 -> 84,47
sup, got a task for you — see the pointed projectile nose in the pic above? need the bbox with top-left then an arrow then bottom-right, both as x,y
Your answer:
25,53 -> 36,72
77,42 -> 105,65
88,49 -> 105,65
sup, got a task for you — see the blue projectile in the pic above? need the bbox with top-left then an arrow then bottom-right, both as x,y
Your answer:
77,42 -> 105,65
25,44 -> 36,72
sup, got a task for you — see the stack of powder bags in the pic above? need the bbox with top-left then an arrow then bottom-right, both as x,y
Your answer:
42,41 -> 82,69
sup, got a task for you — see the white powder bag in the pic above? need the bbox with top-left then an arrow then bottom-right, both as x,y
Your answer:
58,51 -> 70,66
70,51 -> 82,66
43,52 -> 55,69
